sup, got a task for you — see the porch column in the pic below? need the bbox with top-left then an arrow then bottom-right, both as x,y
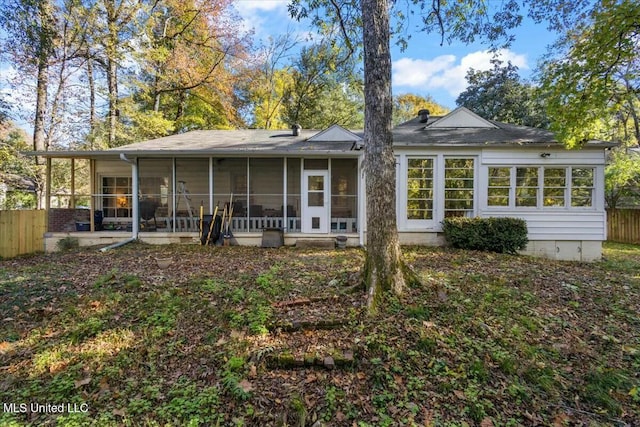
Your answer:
358,155 -> 365,246
45,157 -> 51,232
171,158 -> 176,232
70,158 -> 75,209
131,158 -> 139,238
90,159 -> 96,231
283,157 -> 288,230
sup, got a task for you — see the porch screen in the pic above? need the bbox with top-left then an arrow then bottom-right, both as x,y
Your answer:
138,159 -> 171,229
249,159 -> 284,232
331,159 -> 358,233
213,158 -> 248,232
287,159 -> 301,232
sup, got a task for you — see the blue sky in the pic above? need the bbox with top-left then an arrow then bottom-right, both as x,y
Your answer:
233,0 -> 558,109
0,0 -> 559,132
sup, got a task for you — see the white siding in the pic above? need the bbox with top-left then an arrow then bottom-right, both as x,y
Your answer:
476,211 -> 606,241
481,148 -> 606,165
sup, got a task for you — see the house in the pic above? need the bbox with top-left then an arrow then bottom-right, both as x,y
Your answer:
36,107 -> 616,261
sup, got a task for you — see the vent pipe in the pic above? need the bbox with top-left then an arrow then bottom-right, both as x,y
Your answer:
292,124 -> 302,136
418,109 -> 430,123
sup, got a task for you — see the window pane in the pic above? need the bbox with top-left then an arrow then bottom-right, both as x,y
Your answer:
516,167 -> 538,207
488,167 -> 511,207
544,168 -> 567,207
102,176 -> 131,219
308,176 -> 324,191
308,192 -> 324,207
445,158 -> 474,216
407,158 -> 434,220
571,168 -> 594,207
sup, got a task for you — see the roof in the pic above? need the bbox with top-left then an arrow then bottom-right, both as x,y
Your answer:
393,107 -> 615,148
25,107 -> 616,159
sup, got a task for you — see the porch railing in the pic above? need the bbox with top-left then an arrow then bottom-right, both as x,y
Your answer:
152,216 -> 358,234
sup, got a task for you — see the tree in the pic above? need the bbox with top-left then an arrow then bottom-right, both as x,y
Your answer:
0,0 -> 58,207
605,149 -> 640,208
282,42 -> 364,129
393,93 -> 449,126
0,118 -> 37,209
135,0 -> 250,132
289,0 -> 598,311
538,0 -> 640,147
456,59 -> 549,128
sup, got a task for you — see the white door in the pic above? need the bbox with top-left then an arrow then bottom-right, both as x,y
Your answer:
302,171 -> 329,233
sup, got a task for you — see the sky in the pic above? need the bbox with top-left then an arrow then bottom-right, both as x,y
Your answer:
0,0 -> 560,133
233,0 -> 558,109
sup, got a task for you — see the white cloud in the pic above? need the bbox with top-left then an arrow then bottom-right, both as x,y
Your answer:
233,0 -> 290,37
392,49 -> 529,98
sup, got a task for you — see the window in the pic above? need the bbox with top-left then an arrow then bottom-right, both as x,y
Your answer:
444,158 -> 474,217
543,168 -> 566,207
487,167 -> 511,207
489,166 -> 596,209
407,158 -> 434,220
102,177 -> 132,218
516,167 -> 538,207
571,168 -> 594,207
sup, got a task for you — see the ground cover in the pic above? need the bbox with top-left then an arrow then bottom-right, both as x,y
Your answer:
0,242 -> 639,426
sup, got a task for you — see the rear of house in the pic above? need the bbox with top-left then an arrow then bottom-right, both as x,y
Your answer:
36,107 -> 614,261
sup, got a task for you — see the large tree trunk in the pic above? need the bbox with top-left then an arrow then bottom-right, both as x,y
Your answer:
33,55 -> 48,209
106,56 -> 118,147
104,0 -> 119,147
32,0 -> 53,209
361,0 -> 406,311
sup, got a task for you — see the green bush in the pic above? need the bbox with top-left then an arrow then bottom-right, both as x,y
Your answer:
441,217 -> 528,254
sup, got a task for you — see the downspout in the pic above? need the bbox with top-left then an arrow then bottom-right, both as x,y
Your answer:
99,153 -> 139,252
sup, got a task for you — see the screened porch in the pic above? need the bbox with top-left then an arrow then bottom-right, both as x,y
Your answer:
97,157 -> 359,235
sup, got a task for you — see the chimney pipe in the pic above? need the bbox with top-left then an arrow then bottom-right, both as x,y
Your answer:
418,109 -> 430,123
292,124 -> 302,136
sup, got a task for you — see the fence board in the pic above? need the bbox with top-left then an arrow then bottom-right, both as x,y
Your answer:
0,210 -> 46,258
607,209 -> 640,244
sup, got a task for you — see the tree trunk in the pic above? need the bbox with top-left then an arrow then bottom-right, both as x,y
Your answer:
32,0 -> 52,209
361,0 -> 405,311
106,56 -> 118,147
87,57 -> 96,135
105,0 -> 119,147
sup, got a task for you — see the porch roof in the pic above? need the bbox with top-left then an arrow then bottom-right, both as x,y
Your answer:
27,128 -> 364,159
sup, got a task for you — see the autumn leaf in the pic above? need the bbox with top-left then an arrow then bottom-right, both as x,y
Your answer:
480,417 -> 494,427
238,379 -> 253,393
74,377 -> 92,388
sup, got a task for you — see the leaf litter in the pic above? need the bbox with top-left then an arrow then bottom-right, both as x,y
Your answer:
0,242 -> 638,426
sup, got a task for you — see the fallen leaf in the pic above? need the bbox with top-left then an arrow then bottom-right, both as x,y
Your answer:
480,417 -> 494,427
453,390 -> 465,400
74,377 -> 92,388
113,408 -> 126,417
238,379 -> 253,393
249,364 -> 257,378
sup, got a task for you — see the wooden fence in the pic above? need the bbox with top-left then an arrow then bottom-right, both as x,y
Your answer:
0,210 -> 47,259
607,209 -> 640,244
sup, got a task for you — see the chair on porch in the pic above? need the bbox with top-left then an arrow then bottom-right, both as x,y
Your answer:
140,200 -> 159,230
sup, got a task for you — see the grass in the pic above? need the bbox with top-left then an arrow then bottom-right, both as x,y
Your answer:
0,242 -> 639,426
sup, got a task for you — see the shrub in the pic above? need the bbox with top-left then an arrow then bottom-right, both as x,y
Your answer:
441,217 -> 528,254
56,236 -> 79,251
